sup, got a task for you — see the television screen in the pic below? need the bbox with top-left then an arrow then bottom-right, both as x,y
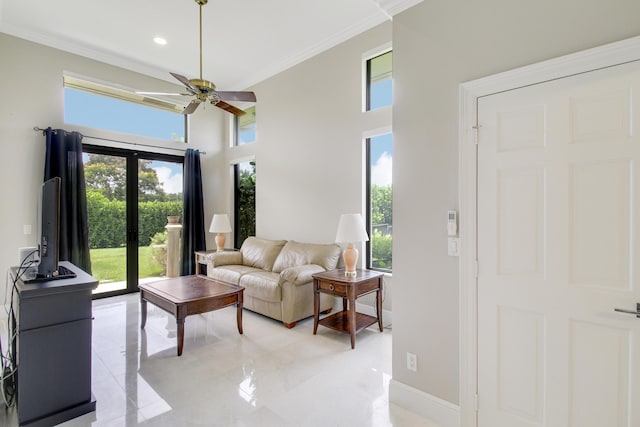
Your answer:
37,177 -> 61,278
22,177 -> 76,282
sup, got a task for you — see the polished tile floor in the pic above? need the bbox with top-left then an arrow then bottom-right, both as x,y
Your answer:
1,293 -> 438,426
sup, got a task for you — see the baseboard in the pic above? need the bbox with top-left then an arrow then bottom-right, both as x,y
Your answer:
389,379 -> 460,427
355,302 -> 392,327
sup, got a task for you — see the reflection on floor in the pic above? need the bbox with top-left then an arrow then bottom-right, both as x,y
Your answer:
1,292 -> 439,426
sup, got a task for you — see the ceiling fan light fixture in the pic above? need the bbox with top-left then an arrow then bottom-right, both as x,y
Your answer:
139,0 -> 255,116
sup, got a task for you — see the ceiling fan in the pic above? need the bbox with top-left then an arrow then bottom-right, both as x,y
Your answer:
138,0 -> 256,116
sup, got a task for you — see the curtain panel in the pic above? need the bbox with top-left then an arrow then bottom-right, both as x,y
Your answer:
43,127 -> 92,273
180,148 -> 206,275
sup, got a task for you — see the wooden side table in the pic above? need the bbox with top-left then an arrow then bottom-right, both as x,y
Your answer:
312,268 -> 384,349
194,249 -> 239,275
194,250 -> 217,275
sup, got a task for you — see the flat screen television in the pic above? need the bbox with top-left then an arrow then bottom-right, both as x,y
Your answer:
23,177 -> 75,282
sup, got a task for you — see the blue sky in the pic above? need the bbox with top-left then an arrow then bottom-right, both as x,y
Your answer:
369,80 -> 393,187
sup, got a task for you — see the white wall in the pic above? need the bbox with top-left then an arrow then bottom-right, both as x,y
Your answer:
391,0 -> 640,410
249,22 -> 393,313
0,34 -> 229,300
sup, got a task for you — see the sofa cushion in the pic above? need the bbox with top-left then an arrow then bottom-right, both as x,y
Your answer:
272,240 -> 341,273
239,271 -> 281,302
240,237 -> 287,271
208,265 -> 261,285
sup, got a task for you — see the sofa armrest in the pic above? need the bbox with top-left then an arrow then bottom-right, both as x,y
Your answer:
207,251 -> 242,268
280,264 -> 326,286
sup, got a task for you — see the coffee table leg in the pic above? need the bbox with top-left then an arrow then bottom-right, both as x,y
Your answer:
177,318 -> 185,357
237,302 -> 243,334
140,297 -> 147,329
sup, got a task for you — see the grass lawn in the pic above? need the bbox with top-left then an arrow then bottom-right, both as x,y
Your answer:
90,246 -> 164,282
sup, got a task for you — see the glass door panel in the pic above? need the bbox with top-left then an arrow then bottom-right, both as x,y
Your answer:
138,158 -> 183,286
83,152 -> 128,294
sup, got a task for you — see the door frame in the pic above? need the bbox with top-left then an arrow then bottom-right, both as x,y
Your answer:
458,35 -> 640,427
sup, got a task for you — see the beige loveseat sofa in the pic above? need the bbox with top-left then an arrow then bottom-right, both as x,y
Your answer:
206,237 -> 341,328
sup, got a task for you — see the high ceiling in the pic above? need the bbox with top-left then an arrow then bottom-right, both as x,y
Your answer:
0,0 -> 420,91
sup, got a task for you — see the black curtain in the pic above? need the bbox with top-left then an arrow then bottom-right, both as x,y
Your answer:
180,148 -> 206,275
43,127 -> 92,273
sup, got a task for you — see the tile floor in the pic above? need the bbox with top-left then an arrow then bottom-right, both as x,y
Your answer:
1,293 -> 438,426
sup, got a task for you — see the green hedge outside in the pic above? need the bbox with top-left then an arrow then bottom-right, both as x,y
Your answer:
87,191 -> 182,249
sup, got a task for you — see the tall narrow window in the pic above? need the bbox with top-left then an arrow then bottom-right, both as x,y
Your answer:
366,133 -> 393,272
234,106 -> 256,145
234,161 -> 256,248
366,50 -> 392,111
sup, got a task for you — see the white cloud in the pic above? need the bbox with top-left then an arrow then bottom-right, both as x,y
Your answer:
371,152 -> 392,186
154,166 -> 183,194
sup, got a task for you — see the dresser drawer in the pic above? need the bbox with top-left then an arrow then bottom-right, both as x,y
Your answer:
317,280 -> 347,297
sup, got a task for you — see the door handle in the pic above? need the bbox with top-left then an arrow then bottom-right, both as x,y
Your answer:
614,303 -> 640,318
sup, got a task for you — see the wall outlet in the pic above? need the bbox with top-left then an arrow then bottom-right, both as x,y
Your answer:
407,352 -> 417,372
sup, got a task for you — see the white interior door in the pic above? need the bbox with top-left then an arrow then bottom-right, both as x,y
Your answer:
477,60 -> 640,427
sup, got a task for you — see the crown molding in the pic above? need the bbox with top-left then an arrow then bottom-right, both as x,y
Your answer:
373,0 -> 424,16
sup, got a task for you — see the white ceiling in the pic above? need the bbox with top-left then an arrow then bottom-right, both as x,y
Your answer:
0,0 -> 420,91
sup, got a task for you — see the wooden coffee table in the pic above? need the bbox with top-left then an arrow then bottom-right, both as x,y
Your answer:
139,275 -> 244,356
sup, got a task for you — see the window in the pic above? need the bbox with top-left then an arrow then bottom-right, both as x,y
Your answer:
234,106 -> 256,145
234,161 -> 256,248
366,50 -> 392,111
366,133 -> 393,271
63,75 -> 187,142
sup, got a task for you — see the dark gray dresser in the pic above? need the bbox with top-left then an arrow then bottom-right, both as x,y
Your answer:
12,261 -> 98,426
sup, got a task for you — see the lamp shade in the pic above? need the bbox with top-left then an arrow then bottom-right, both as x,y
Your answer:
209,214 -> 232,233
335,214 -> 369,243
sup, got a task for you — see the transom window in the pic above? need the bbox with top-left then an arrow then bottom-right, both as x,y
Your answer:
234,106 -> 256,146
366,50 -> 392,111
63,75 -> 187,142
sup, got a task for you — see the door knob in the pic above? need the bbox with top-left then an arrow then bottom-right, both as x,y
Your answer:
614,302 -> 640,318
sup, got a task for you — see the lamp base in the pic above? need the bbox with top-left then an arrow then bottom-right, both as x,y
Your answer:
343,243 -> 358,277
215,233 -> 226,252
344,270 -> 357,278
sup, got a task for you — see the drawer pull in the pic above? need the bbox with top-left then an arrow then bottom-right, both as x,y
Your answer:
329,284 -> 334,291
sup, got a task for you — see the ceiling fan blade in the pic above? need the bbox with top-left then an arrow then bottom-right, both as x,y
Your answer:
135,91 -> 190,96
215,101 -> 246,116
170,72 -> 198,94
216,91 -> 257,103
183,100 -> 201,115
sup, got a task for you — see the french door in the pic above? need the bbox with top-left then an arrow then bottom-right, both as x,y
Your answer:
83,145 -> 183,297
477,60 -> 640,426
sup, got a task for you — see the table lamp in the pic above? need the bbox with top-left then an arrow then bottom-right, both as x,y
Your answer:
209,214 -> 232,251
335,213 -> 369,277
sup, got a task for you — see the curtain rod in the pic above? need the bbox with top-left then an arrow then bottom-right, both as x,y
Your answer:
33,127 -> 206,155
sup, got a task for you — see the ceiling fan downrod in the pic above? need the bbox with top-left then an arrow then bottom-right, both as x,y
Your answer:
196,0 -> 208,80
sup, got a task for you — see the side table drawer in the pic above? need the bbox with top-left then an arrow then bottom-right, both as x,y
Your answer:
318,280 -> 347,297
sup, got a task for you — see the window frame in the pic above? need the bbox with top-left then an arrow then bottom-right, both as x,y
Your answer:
233,105 -> 256,146
363,46 -> 393,112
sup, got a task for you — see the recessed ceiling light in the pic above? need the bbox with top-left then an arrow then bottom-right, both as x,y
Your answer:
153,37 -> 167,46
